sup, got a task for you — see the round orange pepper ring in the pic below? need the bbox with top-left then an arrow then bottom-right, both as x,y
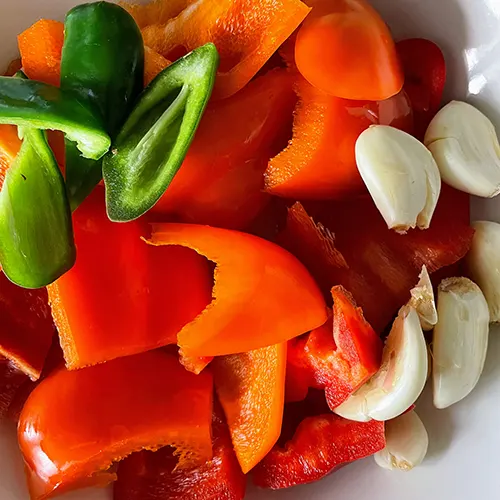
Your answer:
147,223 -> 328,358
18,351 -> 213,500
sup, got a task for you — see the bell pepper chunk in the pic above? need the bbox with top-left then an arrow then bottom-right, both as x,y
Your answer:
0,124 -> 21,182
265,77 -> 413,200
253,413 -> 385,489
286,287 -> 382,407
296,0 -> 403,100
151,69 -> 296,230
0,357 -> 30,419
114,408 -> 246,500
120,0 -> 192,29
148,223 -> 328,357
144,47 -> 171,86
19,351 -> 213,500
142,0 -> 311,99
48,188 -> 212,370
212,343 -> 287,473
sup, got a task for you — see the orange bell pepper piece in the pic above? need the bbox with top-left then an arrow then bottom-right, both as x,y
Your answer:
120,0 -> 192,29
19,351 -> 213,500
48,188 -> 212,369
151,69 -> 296,230
148,224 -> 328,358
212,343 -> 287,473
144,46 -> 171,86
0,125 -> 22,188
295,0 -> 403,100
286,287 -> 382,407
142,0 -> 311,99
253,414 -> 385,489
115,408 -> 247,500
265,77 -> 413,200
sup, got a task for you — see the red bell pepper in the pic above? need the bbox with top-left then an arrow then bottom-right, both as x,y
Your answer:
253,413 -> 385,489
278,185 -> 474,333
148,223 -> 328,358
286,287 -> 382,407
19,351 -> 213,500
151,69 -> 296,230
114,408 -> 246,500
397,38 -> 446,140
212,343 -> 287,473
48,188 -> 212,369
0,358 -> 30,419
264,76 -> 413,200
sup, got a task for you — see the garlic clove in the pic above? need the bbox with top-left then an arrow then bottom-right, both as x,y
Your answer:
374,410 -> 429,471
355,125 -> 441,233
410,265 -> 438,331
334,305 -> 428,422
465,220 -> 500,322
424,101 -> 500,198
433,277 -> 490,410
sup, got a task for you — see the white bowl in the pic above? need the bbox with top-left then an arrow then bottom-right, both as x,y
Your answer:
1,1 -> 500,499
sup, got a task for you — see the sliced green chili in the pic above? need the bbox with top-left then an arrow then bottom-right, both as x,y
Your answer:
61,1 -> 145,210
0,127 -> 75,288
103,43 -> 219,222
0,76 -> 110,160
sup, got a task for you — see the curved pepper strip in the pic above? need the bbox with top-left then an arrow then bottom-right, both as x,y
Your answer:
19,351 -> 213,500
264,77 -> 413,200
253,414 -> 385,489
103,43 -> 218,222
286,287 -> 382,407
120,0 -> 192,29
212,343 -> 287,473
114,408 -> 246,500
151,69 -> 296,230
48,188 -> 212,370
148,223 -> 328,358
278,187 -> 474,333
142,0 -> 311,100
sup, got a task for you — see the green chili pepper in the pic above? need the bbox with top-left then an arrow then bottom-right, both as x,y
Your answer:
103,43 -> 219,222
0,76 -> 110,160
61,1 -> 145,210
0,126 -> 75,288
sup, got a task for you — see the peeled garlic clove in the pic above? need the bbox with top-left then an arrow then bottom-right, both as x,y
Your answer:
433,277 -> 490,409
410,265 -> 438,331
334,306 -> 428,422
424,101 -> 500,198
465,221 -> 500,322
374,411 -> 429,471
355,125 -> 441,233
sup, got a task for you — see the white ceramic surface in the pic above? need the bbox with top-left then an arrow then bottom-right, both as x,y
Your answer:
1,0 -> 500,499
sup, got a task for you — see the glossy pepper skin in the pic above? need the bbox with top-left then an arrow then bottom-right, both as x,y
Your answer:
61,2 -> 145,210
253,414 -> 385,489
114,409 -> 246,500
103,43 -> 219,222
148,223 -> 328,359
286,287 -> 382,408
19,351 -> 213,500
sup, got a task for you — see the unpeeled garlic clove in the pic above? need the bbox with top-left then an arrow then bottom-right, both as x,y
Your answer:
334,305 -> 428,422
374,410 -> 429,471
433,277 -> 490,409
465,220 -> 500,322
424,101 -> 500,198
355,125 -> 441,233
410,265 -> 438,331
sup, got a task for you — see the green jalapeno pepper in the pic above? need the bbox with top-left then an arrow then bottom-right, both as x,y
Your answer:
103,43 -> 219,222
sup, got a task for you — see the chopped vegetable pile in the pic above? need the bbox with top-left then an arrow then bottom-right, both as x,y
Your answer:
0,0 -> 499,499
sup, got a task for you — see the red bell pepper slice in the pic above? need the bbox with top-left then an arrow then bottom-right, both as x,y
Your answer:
142,0 -> 311,99
19,351 -> 213,500
114,408 -> 246,500
0,358 -> 30,419
286,286 -> 382,407
148,223 -> 328,358
295,0 -> 403,100
264,76 -> 413,200
48,188 -> 212,369
397,38 -> 446,140
278,185 -> 474,333
151,69 -> 296,230
212,343 -> 287,473
253,413 -> 385,489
